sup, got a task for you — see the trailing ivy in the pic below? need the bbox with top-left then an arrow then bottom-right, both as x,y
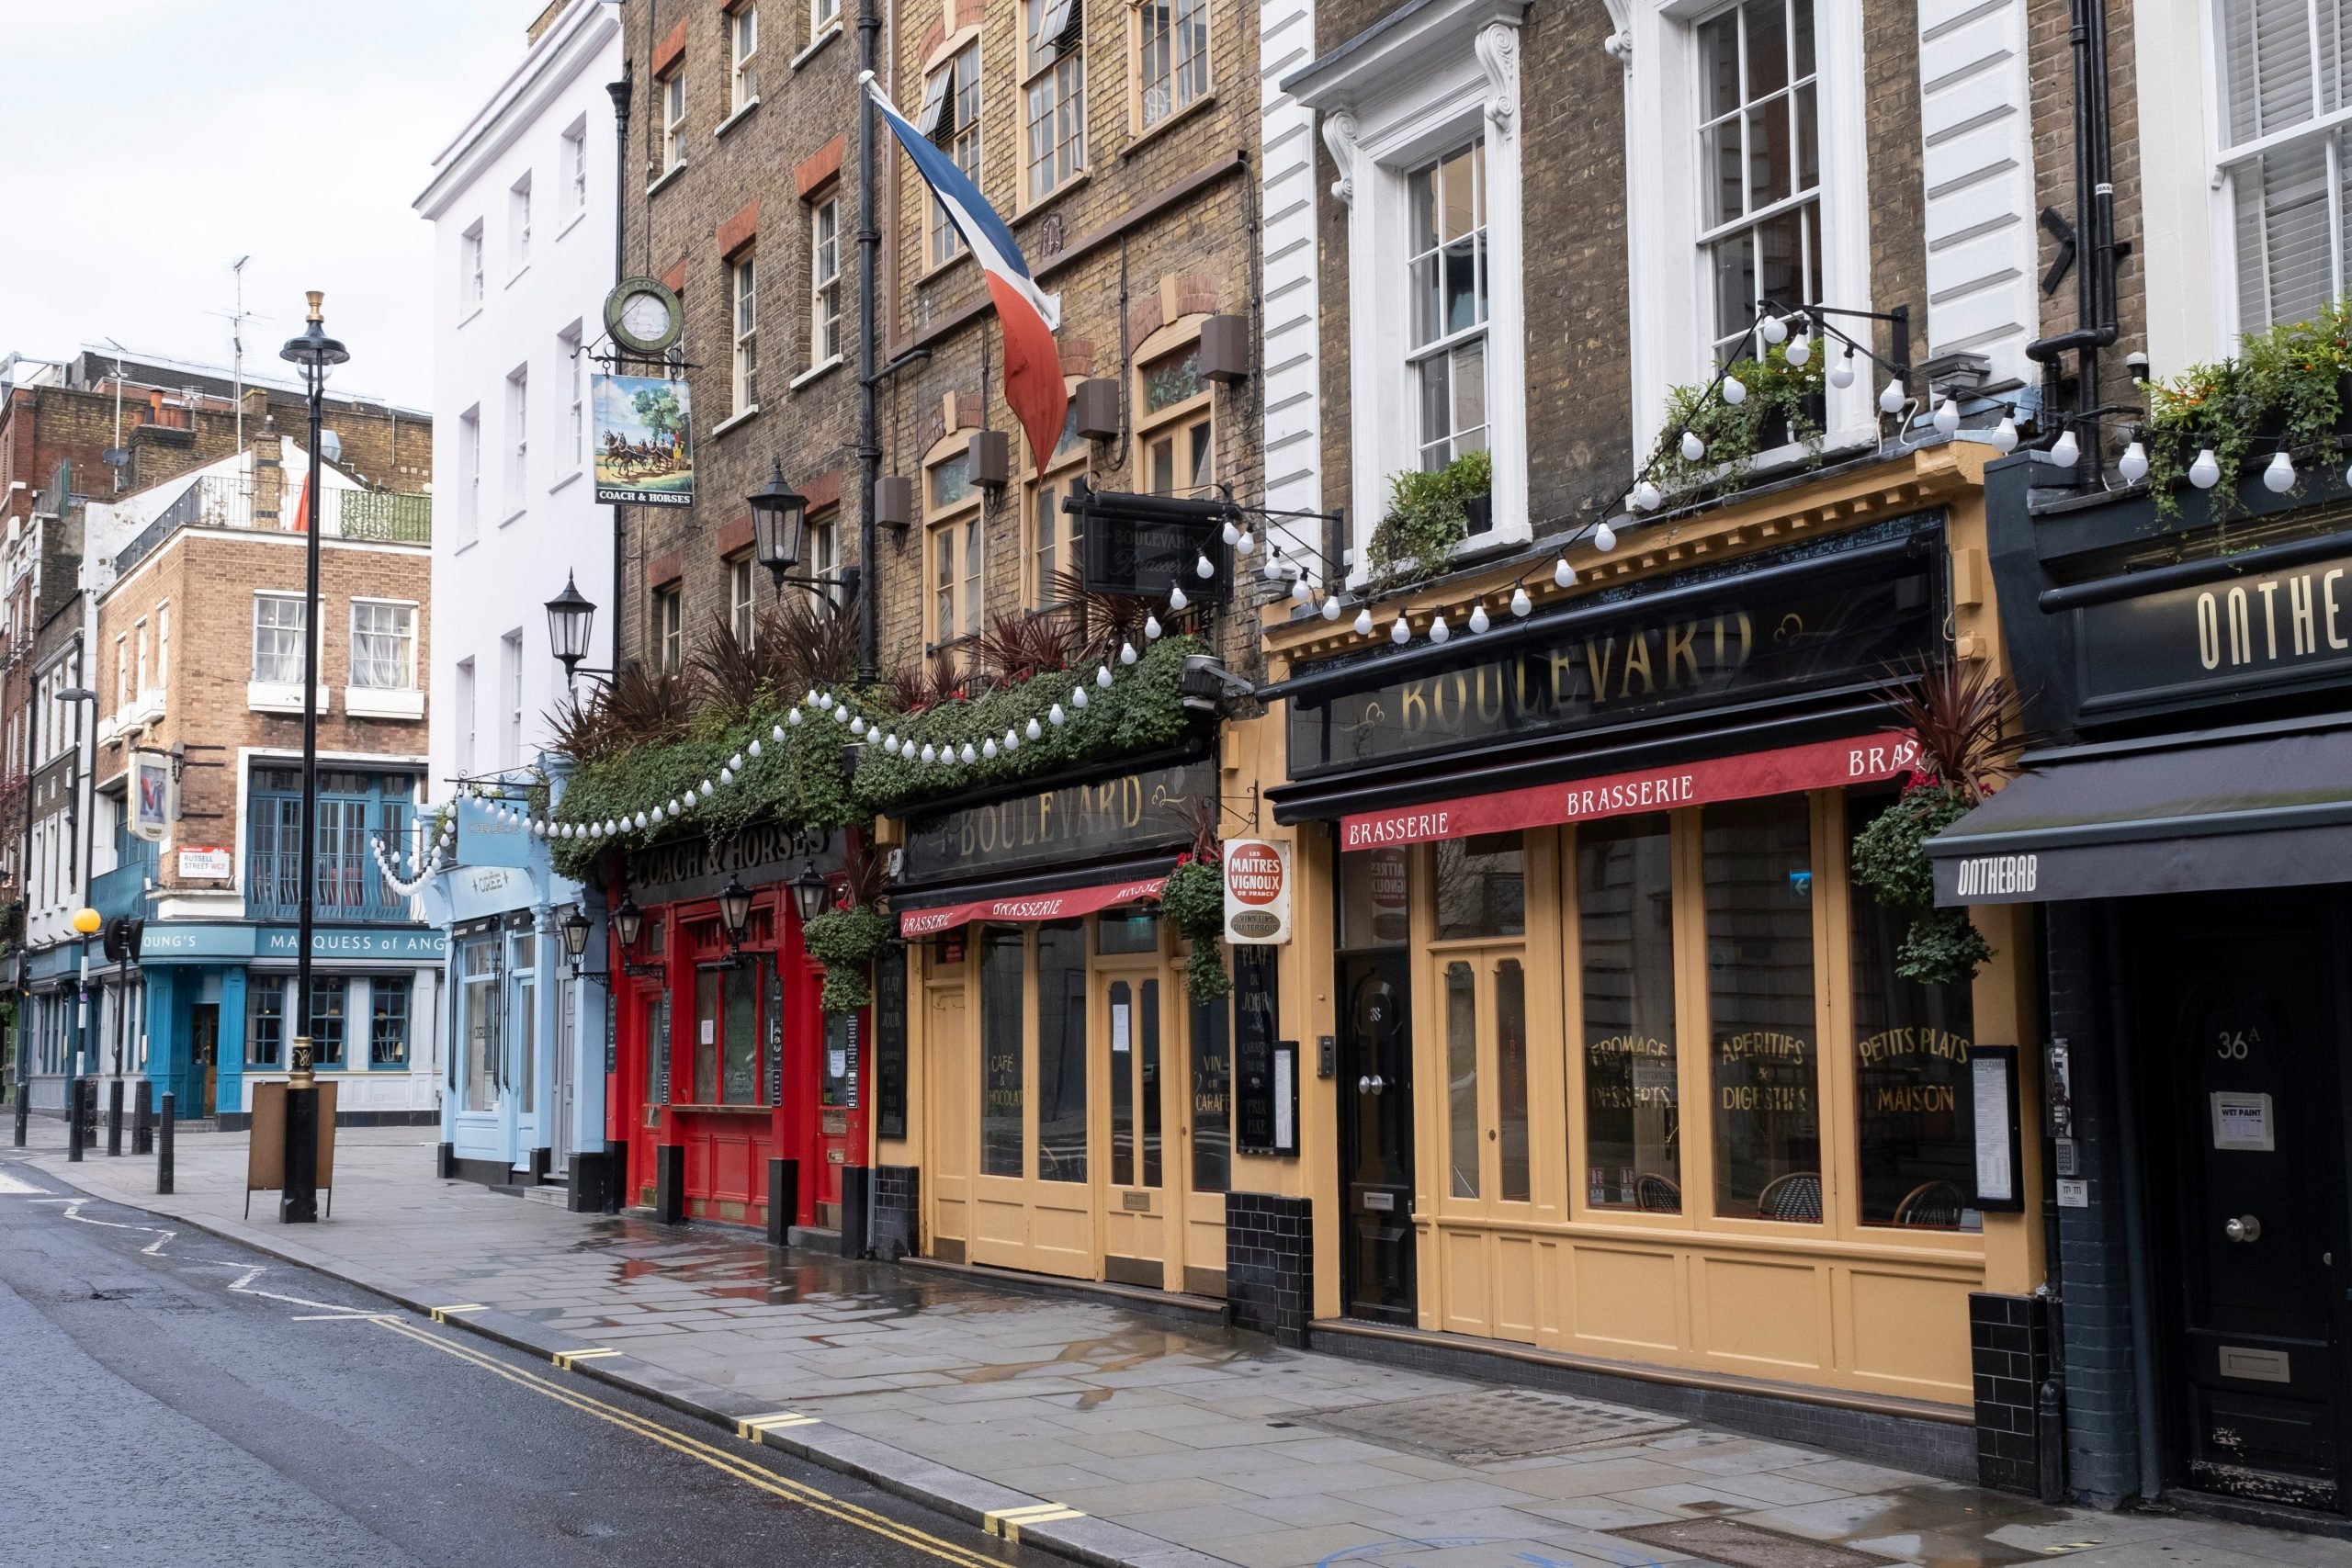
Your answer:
1643,344 -> 1826,506
2142,299 -> 2352,520
1158,852 -> 1228,1003
1365,448 -> 1491,580
802,904 -> 892,1016
1849,781 -> 1992,987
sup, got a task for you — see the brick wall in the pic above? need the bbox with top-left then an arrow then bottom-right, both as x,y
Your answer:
1226,1190 -> 1313,1346
616,0 -> 871,673
2026,0 -> 2143,409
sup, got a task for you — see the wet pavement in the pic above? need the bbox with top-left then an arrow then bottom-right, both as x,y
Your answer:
21,1122 -> 2352,1568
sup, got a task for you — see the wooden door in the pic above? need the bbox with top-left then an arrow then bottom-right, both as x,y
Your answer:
1101,967 -> 1171,1289
927,985 -> 971,1256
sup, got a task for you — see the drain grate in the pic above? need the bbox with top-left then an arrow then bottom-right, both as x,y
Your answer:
1613,1519 -> 1898,1568
1306,1386 -> 1681,1463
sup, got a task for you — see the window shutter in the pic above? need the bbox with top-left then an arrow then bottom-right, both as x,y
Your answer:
1040,0 -> 1081,54
2237,141 -> 2336,329
916,63 -> 954,140
2222,0 -> 2337,145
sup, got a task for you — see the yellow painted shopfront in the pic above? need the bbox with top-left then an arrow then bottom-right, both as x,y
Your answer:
1262,446 -> 2044,1417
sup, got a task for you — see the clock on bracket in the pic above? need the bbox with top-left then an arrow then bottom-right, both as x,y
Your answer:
605,277 -> 684,357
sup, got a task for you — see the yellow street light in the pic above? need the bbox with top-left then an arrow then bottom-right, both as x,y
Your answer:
71,908 -> 102,935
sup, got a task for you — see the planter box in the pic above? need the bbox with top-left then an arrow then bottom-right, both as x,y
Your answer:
1464,493 -> 1493,537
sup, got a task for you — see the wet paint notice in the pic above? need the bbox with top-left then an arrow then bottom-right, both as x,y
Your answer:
2211,1091 -> 2275,1152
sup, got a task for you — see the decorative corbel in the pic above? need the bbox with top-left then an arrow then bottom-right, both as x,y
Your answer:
1599,0 -> 1633,69
1475,23 -> 1520,138
1321,109 -> 1360,205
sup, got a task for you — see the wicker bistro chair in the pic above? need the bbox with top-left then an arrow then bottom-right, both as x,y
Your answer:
1634,1173 -> 1683,1213
1893,1179 -> 1968,1229
1756,1170 -> 1823,1223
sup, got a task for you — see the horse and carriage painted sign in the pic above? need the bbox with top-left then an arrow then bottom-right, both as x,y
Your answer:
592,375 -> 695,507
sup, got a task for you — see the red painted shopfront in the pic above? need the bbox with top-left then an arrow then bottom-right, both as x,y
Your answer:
605,829 -> 867,1230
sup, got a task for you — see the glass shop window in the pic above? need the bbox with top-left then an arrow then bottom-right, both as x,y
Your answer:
1444,959 -> 1478,1198
1097,907 -> 1159,954
1338,845 -> 1411,949
822,1010 -> 854,1107
1495,957 -> 1529,1202
1579,815 -> 1681,1213
1190,986 -> 1230,1191
1704,795 -> 1821,1222
1036,920 -> 1088,1183
1849,793 -> 1980,1230
1434,831 -> 1523,940
980,926 -> 1026,1177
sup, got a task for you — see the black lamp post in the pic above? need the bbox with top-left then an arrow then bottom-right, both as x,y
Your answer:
718,875 -> 753,960
560,908 -> 594,979
277,290 -> 348,1225
749,457 -> 860,606
545,574 -> 597,688
614,897 -> 643,950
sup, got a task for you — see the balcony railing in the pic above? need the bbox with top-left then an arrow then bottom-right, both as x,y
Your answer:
245,851 -> 415,924
115,476 -> 433,577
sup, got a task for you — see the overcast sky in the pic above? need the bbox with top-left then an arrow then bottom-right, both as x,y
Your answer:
0,1 -> 538,410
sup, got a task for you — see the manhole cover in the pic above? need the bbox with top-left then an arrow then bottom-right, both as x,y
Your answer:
1306,1386 -> 1681,1463
1614,1519 -> 1897,1568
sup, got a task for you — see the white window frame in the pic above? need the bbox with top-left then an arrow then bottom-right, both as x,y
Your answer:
456,657 -> 478,774
560,324 -> 586,468
1134,0 -> 1209,132
811,197 -> 842,364
563,118 -> 589,216
812,0 -> 841,37
732,253 -> 760,412
1618,0 -> 1874,465
510,173 -> 533,274
662,68 -> 688,173
253,593 -> 307,686
350,599 -> 418,691
731,5 -> 762,111
458,405 -> 482,537
1295,0 -> 1532,576
461,222 -> 486,312
921,41 -> 983,269
501,628 -> 525,765
2136,4 -> 2224,370
506,367 -> 529,508
729,556 -> 758,647
1023,0 -> 1086,203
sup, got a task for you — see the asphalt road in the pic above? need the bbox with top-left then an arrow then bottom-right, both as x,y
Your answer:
0,1151 -> 1046,1568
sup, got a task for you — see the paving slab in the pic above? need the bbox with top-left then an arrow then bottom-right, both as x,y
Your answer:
21,1122 -> 2343,1568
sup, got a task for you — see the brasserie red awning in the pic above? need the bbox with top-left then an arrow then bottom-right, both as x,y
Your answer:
1338,733 -> 1920,851
897,874 -> 1170,937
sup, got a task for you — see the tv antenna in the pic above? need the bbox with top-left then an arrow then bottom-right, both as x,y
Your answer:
204,256 -> 266,454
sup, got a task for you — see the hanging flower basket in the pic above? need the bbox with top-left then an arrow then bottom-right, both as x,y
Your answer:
1157,852 -> 1228,1004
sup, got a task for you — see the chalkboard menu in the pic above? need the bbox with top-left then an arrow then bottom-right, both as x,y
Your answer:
1233,946 -> 1289,1155
875,946 -> 909,1140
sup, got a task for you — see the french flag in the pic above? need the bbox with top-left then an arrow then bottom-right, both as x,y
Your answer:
865,73 -> 1067,470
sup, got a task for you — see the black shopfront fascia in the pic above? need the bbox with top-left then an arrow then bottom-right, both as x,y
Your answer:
1267,515 -> 1945,823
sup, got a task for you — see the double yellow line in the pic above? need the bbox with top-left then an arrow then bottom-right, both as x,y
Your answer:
370,1316 -> 1017,1566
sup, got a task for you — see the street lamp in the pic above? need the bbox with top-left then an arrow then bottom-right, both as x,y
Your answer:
718,875 -> 753,959
560,908 -> 595,980
789,860 -> 831,925
545,574 -> 597,688
54,684 -> 97,1161
276,290 -> 348,1226
613,897 -> 643,950
747,458 -> 861,607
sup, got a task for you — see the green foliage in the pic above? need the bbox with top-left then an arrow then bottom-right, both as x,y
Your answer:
630,383 -> 686,445
1159,853 -> 1227,1004
2143,299 -> 2352,519
803,905 -> 891,970
1849,783 -> 1994,987
820,966 -> 874,1015
1366,448 -> 1492,578
1184,941 -> 1231,1004
1644,344 -> 1826,505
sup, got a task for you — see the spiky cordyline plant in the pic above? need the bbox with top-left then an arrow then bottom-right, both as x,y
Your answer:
1877,654 -> 2028,806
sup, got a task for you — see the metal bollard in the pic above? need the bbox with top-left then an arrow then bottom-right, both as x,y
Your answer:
107,1079 -> 123,1156
11,1090 -> 25,1149
67,1083 -> 84,1162
156,1093 -> 174,1195
133,1091 -> 153,1156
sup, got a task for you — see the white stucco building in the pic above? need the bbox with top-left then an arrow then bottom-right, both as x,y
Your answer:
413,0 -> 621,1203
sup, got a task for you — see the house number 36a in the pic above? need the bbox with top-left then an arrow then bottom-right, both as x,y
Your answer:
2216,1028 -> 2258,1060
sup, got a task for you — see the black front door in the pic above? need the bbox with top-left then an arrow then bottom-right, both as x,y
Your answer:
2141,890 -> 2349,1513
1338,951 -> 1415,1324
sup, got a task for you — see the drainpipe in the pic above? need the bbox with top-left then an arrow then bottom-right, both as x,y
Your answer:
607,65 -> 634,682
2023,0 -> 2119,482
855,0 -> 882,683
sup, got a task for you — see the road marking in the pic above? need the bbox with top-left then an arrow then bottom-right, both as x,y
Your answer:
0,1171 -> 51,1195
430,1303 -> 488,1322
984,1503 -> 1086,1542
736,1410 -> 821,1441
551,1347 -> 619,1370
292,1313 -> 401,1323
368,1317 -> 1008,1568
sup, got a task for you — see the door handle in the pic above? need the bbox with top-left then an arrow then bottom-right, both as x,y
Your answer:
2226,1214 -> 2263,1243
1358,1074 -> 1385,1095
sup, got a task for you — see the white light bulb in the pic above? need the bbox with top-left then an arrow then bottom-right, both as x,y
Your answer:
1512,586 -> 1533,616
1263,551 -> 1284,583
650,806 -> 664,824
700,780 -> 715,797
1680,431 -> 1705,462
1879,379 -> 1905,415
718,768 -> 735,786
729,752 -> 745,770
1321,595 -> 1341,622
1221,518 -> 1240,546
748,739 -> 762,757
1595,522 -> 1619,553
1468,602 -> 1490,635
1429,613 -> 1451,644
787,708 -> 803,727
1933,397 -> 1961,436
2189,447 -> 2221,489
1291,578 -> 1311,604
1785,335 -> 1811,367
1004,730 -> 1019,752
960,743 -> 978,764
982,739 -> 999,760
1072,685 -> 1089,709
1353,606 -> 1374,637
634,812 -> 649,830
2051,429 -> 2082,469
1119,642 -> 1138,665
1987,417 -> 2018,455
1145,613 -> 1163,639
1390,616 -> 1411,646
883,737 -> 899,755
1169,583 -> 1189,612
2119,442 -> 2149,484
852,716 -> 867,735
1723,375 -> 1747,406
1830,354 -> 1856,389
1026,716 -> 1042,740
1760,314 -> 1788,344
1553,558 -> 1574,589
772,724 -> 786,741
2266,450 -> 2296,491
1633,480 -> 1662,512
1194,553 -> 1214,580
921,743 -> 936,762
1236,529 -> 1255,557
1096,665 -> 1113,688
1048,704 -> 1067,727
806,688 -> 820,705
